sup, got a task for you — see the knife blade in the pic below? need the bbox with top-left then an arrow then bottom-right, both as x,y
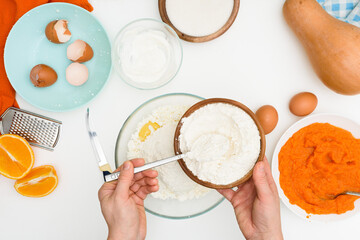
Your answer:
86,108 -> 112,180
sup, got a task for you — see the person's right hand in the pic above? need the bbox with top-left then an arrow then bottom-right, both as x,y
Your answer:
218,157 -> 283,240
98,159 -> 159,240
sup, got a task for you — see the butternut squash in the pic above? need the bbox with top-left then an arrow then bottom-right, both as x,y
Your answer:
283,0 -> 360,95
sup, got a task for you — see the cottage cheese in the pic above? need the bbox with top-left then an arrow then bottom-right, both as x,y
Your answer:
179,103 -> 261,185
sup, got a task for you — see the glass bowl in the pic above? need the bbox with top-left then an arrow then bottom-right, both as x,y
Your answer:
115,93 -> 224,219
112,19 -> 183,90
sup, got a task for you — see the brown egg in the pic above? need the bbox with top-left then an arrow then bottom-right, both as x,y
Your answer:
289,92 -> 318,116
45,20 -> 71,44
67,40 -> 94,62
255,105 -> 278,135
30,64 -> 58,87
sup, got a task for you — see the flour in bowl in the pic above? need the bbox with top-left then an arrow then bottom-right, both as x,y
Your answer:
127,105 -> 210,201
179,103 -> 261,185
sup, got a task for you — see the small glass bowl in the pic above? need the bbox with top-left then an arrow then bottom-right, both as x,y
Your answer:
112,19 -> 183,90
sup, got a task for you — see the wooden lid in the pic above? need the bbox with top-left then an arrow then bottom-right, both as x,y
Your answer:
174,98 -> 266,189
158,0 -> 240,43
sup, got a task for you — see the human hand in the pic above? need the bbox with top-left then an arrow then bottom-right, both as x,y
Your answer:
98,159 -> 159,240
218,157 -> 283,240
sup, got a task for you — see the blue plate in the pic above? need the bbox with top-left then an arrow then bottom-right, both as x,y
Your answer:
4,3 -> 112,112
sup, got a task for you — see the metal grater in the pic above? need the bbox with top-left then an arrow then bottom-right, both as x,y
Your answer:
0,107 -> 62,151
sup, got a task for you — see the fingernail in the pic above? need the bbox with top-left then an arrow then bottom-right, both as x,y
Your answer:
123,161 -> 131,170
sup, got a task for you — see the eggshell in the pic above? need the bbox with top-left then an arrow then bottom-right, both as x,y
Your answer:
255,105 -> 278,135
66,63 -> 89,86
45,20 -> 71,44
289,92 -> 318,116
30,64 -> 58,87
67,40 -> 94,62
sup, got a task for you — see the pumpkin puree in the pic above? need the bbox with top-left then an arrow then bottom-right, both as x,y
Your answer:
279,123 -> 360,214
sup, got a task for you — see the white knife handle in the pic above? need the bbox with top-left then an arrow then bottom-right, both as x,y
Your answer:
104,154 -> 187,182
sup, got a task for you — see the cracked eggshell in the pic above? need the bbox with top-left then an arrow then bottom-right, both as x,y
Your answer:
66,62 -> 89,86
45,20 -> 72,44
67,40 -> 94,62
30,64 -> 58,87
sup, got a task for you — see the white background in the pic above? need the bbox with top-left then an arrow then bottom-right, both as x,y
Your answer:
1,0 -> 360,239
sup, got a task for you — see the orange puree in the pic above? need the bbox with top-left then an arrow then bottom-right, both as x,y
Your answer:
279,123 -> 360,214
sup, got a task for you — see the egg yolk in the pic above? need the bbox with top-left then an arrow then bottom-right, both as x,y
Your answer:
139,121 -> 160,142
279,123 -> 360,215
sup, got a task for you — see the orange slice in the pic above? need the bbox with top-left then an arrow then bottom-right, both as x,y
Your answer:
14,165 -> 58,198
0,134 -> 34,179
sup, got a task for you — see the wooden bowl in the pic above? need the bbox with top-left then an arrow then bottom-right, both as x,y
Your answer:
158,0 -> 240,43
174,98 -> 266,189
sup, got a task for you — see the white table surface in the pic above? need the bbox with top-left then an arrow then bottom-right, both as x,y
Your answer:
2,0 -> 360,239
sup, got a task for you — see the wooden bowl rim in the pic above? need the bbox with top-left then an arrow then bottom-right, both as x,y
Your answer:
174,98 -> 266,189
158,0 -> 240,43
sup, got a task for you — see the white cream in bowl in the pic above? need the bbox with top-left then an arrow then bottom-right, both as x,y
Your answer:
113,19 -> 182,89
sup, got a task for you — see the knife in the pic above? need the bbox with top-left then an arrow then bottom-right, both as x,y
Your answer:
86,108 -> 113,180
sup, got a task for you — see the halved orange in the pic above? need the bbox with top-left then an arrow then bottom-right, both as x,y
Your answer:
14,165 -> 58,198
0,134 -> 34,179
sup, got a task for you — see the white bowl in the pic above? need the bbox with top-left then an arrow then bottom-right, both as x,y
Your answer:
272,113 -> 360,222
115,93 -> 224,219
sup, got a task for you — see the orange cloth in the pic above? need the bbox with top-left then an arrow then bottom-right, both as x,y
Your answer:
0,0 -> 93,115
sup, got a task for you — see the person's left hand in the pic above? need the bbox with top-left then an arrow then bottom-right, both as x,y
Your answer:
98,158 -> 159,240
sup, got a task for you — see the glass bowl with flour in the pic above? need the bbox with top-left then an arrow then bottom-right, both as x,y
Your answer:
113,19 -> 182,89
175,98 -> 266,189
115,94 -> 223,219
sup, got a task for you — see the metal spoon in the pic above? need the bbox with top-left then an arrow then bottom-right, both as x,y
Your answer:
104,154 -> 187,182
327,191 -> 360,200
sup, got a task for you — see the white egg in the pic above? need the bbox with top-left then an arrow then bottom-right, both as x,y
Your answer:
66,63 -> 89,86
